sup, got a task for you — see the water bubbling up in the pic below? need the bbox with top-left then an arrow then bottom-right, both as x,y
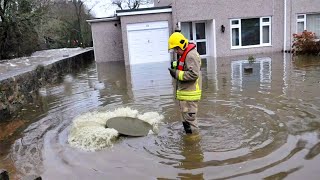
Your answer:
68,107 -> 164,151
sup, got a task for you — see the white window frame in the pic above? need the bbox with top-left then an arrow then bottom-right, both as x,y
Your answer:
191,21 -> 207,57
230,19 -> 241,47
230,17 -> 272,49
296,14 -> 307,33
181,21 -> 208,57
261,17 -> 272,45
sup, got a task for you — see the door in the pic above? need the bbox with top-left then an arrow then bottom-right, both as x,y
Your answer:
127,21 -> 170,65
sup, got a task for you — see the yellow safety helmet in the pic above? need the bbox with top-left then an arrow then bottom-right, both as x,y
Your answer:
168,32 -> 189,50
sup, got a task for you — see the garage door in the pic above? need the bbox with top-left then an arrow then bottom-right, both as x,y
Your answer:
127,21 -> 170,65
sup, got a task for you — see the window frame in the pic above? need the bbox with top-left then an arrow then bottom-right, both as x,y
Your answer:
296,13 -> 320,39
296,14 -> 307,33
192,21 -> 207,56
230,16 -> 272,49
181,21 -> 208,56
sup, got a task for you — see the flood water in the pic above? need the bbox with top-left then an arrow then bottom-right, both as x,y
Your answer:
1,53 -> 320,179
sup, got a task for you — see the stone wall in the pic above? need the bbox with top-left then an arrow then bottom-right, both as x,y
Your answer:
0,50 -> 94,121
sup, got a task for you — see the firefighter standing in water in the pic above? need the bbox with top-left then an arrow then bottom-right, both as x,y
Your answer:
168,32 -> 202,134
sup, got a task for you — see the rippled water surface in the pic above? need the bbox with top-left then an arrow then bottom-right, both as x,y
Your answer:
1,53 -> 320,179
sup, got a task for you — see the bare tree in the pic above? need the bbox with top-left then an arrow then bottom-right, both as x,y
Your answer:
0,0 -> 93,59
111,0 -> 153,10
45,0 -> 93,48
0,0 -> 48,59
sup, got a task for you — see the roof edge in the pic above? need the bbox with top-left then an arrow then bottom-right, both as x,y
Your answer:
86,17 -> 119,23
116,6 -> 172,17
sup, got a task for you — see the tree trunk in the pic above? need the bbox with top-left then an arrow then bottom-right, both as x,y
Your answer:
0,20 -> 9,60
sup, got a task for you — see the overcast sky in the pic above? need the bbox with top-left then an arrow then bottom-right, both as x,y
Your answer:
84,0 -> 154,18
85,0 -> 117,18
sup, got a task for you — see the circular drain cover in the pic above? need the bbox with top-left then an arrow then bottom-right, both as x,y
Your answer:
106,117 -> 153,136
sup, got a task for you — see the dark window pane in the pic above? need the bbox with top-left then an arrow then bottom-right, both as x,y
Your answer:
232,20 -> 239,25
232,28 -> 239,46
197,42 -> 206,55
262,18 -> 270,22
196,23 -> 206,40
241,18 -> 260,46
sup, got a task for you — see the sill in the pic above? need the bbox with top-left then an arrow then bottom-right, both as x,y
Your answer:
231,44 -> 272,50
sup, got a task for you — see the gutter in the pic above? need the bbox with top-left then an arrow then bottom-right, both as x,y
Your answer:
116,6 -> 172,16
86,17 -> 119,24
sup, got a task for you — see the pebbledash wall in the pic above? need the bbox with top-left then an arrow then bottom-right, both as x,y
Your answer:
88,17 -> 124,63
88,11 -> 172,66
171,0 -> 284,57
88,0 -> 320,63
159,0 -> 320,53
285,0 -> 320,50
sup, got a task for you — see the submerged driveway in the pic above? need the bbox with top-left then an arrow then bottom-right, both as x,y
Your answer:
1,52 -> 320,179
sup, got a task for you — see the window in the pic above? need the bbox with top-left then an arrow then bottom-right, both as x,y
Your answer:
297,14 -> 320,38
181,22 -> 207,55
230,17 -> 271,49
297,14 -> 306,33
181,22 -> 193,40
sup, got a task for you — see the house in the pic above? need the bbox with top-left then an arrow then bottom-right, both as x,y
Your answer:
87,0 -> 320,65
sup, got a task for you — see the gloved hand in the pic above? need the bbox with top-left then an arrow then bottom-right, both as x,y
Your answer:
171,60 -> 177,69
168,68 -> 177,79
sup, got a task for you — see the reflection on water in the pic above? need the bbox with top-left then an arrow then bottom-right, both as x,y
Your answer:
1,53 -> 320,179
231,57 -> 271,93
177,135 -> 204,170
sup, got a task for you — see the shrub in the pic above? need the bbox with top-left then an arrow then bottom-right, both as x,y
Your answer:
292,30 -> 320,56
248,55 -> 256,64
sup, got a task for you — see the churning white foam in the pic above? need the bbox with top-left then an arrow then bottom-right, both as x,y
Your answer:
68,107 -> 163,151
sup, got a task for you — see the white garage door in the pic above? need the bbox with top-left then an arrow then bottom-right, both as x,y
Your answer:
127,21 -> 170,65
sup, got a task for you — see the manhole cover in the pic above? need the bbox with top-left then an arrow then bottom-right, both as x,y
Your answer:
106,117 -> 153,137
